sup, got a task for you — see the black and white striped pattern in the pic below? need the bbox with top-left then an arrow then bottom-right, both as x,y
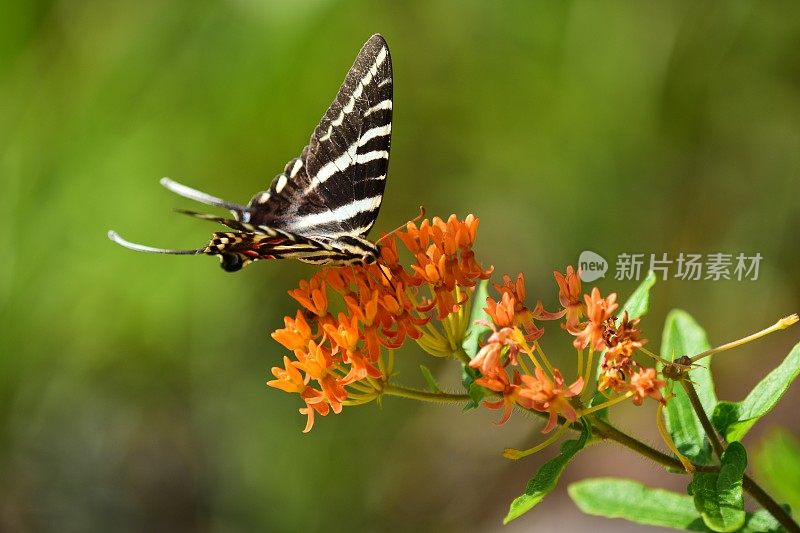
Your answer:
245,34 -> 393,240
109,34 -> 394,272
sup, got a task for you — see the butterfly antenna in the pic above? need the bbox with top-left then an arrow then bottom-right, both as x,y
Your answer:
160,177 -> 249,214
376,206 -> 426,246
172,209 -> 258,233
107,230 -> 203,255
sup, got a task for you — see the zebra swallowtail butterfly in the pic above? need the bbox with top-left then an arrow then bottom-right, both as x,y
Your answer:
109,34 -> 393,272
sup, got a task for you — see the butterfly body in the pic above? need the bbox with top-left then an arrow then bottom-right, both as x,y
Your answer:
109,34 -> 393,272
205,230 -> 379,272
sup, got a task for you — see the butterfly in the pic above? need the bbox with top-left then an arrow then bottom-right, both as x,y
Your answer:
109,34 -> 393,272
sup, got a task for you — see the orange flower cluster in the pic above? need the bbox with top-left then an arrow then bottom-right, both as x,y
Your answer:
399,214 -> 493,318
596,311 -> 665,404
268,214 -> 493,431
469,265 -> 666,430
269,208 -> 666,433
470,272 -> 584,429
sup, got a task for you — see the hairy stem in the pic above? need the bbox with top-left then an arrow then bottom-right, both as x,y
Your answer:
453,346 -> 472,366
382,383 -> 470,404
743,474 -> 800,533
680,379 -> 726,458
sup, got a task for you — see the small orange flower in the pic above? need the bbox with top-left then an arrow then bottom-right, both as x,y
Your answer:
270,339 -> 350,433
299,390 -> 328,433
289,275 -> 329,317
554,266 -> 584,328
518,368 -> 584,433
340,350 -> 382,384
411,244 -> 463,319
324,313 -> 361,354
489,273 -> 549,340
597,366 -> 628,394
377,236 -> 420,287
291,340 -> 330,379
629,367 -> 666,406
397,218 -> 432,255
476,368 -> 523,426
469,326 -> 520,374
341,287 -> 383,360
267,356 -> 307,393
571,288 -> 618,351
271,311 -> 314,351
380,283 -> 428,345
485,292 -> 517,329
324,268 -> 355,295
604,311 -> 646,362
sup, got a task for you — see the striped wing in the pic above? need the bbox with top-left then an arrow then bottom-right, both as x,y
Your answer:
244,34 -> 393,239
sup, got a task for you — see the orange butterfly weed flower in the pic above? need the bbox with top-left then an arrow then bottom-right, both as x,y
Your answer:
629,367 -> 666,406
288,276 -> 329,317
267,340 -> 348,433
269,213 -> 493,431
489,273 -> 551,341
554,266 -> 585,328
570,288 -> 618,351
267,356 -> 307,394
269,216 -> 666,434
603,311 -> 646,362
485,292 -> 517,329
324,312 -> 362,354
404,215 -> 492,319
476,368 -> 523,426
271,311 -> 314,351
380,283 -> 428,346
469,326 -> 521,375
518,367 -> 584,433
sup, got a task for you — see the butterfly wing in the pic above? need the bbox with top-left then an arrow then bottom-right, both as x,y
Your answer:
110,35 -> 392,270
245,34 -> 393,239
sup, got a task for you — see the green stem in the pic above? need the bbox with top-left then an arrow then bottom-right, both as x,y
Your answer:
453,346 -> 472,366
587,416 -> 715,473
743,474 -> 800,533
382,383 -> 470,404
591,416 -> 799,530
680,378 -> 725,459
680,379 -> 799,532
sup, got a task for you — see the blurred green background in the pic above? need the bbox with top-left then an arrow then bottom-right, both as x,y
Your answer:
2,1 -> 799,531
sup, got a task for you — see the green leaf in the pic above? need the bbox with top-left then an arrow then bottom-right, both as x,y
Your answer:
688,442 -> 747,532
419,364 -> 441,393
568,478 -> 782,532
462,278 -> 491,358
503,418 -> 591,524
587,391 -> 610,421
460,364 -> 488,412
619,269 -> 657,323
753,428 -> 800,514
568,478 -> 707,531
712,342 -> 800,442
660,309 -> 717,464
596,270 -> 657,380
739,509 -> 784,533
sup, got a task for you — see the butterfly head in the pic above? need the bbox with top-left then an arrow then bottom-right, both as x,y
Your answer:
204,232 -> 273,272
219,252 -> 246,272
